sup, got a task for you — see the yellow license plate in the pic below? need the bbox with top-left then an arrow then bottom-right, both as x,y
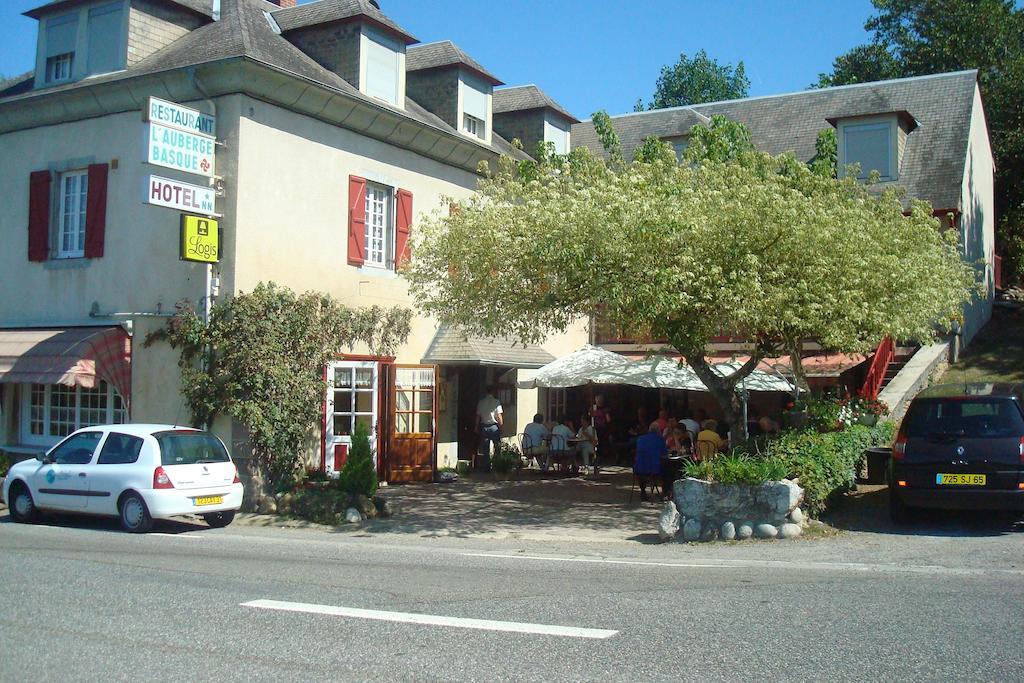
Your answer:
193,495 -> 224,506
936,473 -> 986,486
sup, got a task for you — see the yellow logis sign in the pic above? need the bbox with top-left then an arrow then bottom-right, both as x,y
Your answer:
180,214 -> 220,263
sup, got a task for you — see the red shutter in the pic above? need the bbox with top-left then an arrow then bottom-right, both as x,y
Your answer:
395,188 -> 413,269
84,163 -> 108,259
28,170 -> 51,262
348,175 -> 367,266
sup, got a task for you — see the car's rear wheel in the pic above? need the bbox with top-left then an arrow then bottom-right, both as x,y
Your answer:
889,486 -> 912,524
203,511 -> 235,528
9,482 -> 38,523
119,492 -> 153,533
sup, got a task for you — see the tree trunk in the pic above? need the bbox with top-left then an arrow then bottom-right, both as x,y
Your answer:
687,352 -> 762,446
785,336 -> 809,394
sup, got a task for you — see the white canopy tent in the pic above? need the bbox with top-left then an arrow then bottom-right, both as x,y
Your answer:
517,346 -> 794,393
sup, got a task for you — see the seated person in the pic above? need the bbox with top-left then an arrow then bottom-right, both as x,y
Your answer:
695,419 -> 727,460
679,415 -> 701,437
522,413 -> 550,468
576,414 -> 599,473
546,416 -> 576,471
634,424 -> 667,502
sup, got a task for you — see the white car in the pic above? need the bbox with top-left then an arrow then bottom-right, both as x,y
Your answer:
2,424 -> 243,533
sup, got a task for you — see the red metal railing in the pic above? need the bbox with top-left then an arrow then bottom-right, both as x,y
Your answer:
994,254 -> 1004,291
859,336 -> 895,400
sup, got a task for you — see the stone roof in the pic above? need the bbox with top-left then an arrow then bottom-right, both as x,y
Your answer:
493,84 -> 578,124
272,0 -> 416,43
571,70 -> 979,211
422,326 -> 556,368
406,41 -> 502,86
3,0 -> 528,162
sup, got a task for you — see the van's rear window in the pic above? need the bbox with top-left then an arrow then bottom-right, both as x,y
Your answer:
154,431 -> 230,466
904,399 -> 1024,438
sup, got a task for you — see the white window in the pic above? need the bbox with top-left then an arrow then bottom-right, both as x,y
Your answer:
671,138 -> 689,160
22,381 -> 126,446
44,12 -> 78,84
364,31 -> 400,105
46,53 -> 74,83
364,182 -> 393,268
58,170 -> 88,258
841,120 -> 895,180
464,113 -> 484,139
544,116 -> 570,155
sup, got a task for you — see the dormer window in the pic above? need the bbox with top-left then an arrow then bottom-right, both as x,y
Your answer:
543,113 -> 570,155
831,112 -> 921,183
459,72 -> 491,143
361,26 -> 404,107
663,136 -> 689,160
43,13 -> 78,83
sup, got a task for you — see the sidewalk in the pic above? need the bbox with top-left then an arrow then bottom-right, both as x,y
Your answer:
237,467 -> 666,544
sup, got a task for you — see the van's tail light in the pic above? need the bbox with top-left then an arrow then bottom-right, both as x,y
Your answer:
153,466 -> 174,489
893,433 -> 908,461
232,466 -> 241,484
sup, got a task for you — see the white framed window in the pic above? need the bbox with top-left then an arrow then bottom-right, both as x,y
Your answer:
58,169 -> 88,258
840,120 -> 896,181
363,30 -> 400,105
46,53 -> 74,83
546,388 -> 567,422
543,115 -> 570,155
364,182 -> 393,268
21,381 -> 127,446
463,113 -> 484,139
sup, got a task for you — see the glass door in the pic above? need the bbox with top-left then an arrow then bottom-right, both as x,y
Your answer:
325,361 -> 378,477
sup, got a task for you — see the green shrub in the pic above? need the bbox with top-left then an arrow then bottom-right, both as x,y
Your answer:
338,421 -> 377,498
455,460 -> 470,476
687,422 -> 895,517
684,452 -> 789,485
493,442 -> 520,473
0,451 -> 10,478
287,487 -> 347,525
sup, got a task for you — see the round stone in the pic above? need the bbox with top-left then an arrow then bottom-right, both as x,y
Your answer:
736,522 -> 754,540
682,518 -> 701,542
754,523 -> 779,539
344,507 -> 362,524
720,521 -> 736,541
700,524 -> 718,542
779,523 -> 802,539
789,507 -> 804,524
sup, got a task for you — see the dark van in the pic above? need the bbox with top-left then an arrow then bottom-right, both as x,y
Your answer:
889,383 -> 1024,523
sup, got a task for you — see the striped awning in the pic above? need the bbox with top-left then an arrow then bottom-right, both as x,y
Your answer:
0,327 -> 132,404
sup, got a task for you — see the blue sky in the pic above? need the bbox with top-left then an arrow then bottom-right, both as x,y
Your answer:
1,0 -> 877,119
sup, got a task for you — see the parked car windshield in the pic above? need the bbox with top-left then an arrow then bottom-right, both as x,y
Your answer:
154,430 -> 230,466
904,399 -> 1024,438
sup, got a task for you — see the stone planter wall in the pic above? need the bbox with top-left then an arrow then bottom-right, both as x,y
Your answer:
658,477 -> 806,542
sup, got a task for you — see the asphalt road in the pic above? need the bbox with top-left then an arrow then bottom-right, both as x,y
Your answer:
1,512 -> 1022,682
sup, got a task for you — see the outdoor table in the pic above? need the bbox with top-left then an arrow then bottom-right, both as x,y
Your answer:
660,455 -> 688,497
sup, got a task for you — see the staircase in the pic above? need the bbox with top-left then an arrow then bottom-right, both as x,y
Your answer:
878,346 -> 918,394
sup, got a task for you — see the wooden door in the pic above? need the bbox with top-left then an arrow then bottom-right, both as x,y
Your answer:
388,364 -> 436,482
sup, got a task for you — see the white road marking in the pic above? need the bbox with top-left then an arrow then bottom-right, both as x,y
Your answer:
241,599 -> 619,639
462,552 -> 1024,577
150,532 -> 204,539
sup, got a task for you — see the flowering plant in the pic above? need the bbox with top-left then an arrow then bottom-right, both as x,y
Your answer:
842,396 -> 890,418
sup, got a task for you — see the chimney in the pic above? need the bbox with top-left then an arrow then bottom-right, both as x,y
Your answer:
265,0 -> 297,7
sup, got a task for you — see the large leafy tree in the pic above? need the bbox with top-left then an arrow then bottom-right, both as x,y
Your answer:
637,49 -> 750,111
817,0 -> 1024,281
404,118 -> 976,441
148,283 -> 411,488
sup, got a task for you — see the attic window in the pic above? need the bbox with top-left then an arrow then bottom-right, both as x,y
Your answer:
44,12 -> 78,83
543,114 -> 570,155
464,114 -> 484,139
363,28 -> 400,106
840,119 -> 897,181
459,73 -> 490,142
46,53 -> 74,83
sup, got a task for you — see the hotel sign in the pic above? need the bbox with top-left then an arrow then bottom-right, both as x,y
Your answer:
145,96 -> 216,137
146,122 -> 216,177
146,175 -> 216,214
180,214 -> 220,263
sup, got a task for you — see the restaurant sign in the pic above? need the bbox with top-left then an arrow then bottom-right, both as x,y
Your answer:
145,96 -> 216,137
180,214 -> 220,263
146,175 -> 216,214
146,122 -> 216,177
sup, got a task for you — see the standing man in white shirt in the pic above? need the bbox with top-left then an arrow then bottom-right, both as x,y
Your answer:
475,384 -> 503,472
